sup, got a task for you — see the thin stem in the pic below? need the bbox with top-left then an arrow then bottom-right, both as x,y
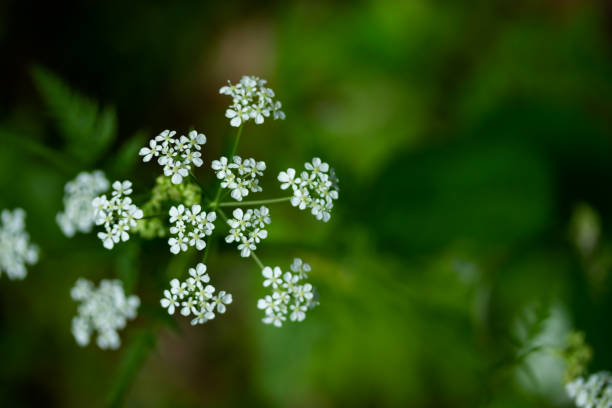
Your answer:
250,252 -> 264,270
189,171 -> 210,200
228,124 -> 243,158
218,196 -> 292,208
211,125 -> 243,209
216,208 -> 229,222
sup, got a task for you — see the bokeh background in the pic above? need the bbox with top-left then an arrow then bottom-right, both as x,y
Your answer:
2,0 -> 612,407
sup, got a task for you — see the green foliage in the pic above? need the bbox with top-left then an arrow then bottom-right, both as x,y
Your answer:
106,329 -> 156,408
31,66 -> 117,164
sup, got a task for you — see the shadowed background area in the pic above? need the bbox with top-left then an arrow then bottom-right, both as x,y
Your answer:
2,0 -> 612,407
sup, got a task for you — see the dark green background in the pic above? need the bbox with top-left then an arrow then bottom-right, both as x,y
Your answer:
1,0 -> 612,407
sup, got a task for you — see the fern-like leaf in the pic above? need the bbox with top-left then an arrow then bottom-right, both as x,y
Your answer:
31,66 -> 117,164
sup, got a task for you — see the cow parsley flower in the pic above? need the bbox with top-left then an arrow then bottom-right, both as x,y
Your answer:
211,156 -> 266,201
566,372 -> 612,408
257,258 -> 317,327
219,76 -> 285,127
139,129 -> 207,184
0,208 -> 39,280
70,278 -> 140,350
57,170 -> 109,237
160,263 -> 232,325
92,180 -> 143,249
225,207 -> 270,257
278,157 -> 339,222
167,204 -> 215,254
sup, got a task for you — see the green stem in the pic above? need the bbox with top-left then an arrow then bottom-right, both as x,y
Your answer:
211,125 -> 243,209
250,252 -> 264,269
189,171 -> 210,200
218,196 -> 292,208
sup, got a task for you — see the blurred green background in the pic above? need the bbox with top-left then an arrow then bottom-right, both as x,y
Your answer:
2,0 -> 612,407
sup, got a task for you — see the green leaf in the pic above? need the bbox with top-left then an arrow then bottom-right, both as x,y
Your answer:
116,242 -> 140,294
106,329 -> 155,408
31,65 -> 117,164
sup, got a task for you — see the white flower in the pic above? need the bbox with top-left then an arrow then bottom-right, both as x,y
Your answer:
257,259 -> 318,327
220,76 -> 285,127
138,139 -> 161,162
160,289 -> 178,315
279,158 -> 339,222
160,264 -> 232,326
0,208 -> 39,280
141,129 -> 207,184
278,168 -> 300,190
212,291 -> 233,313
167,205 -> 216,254
225,207 -> 269,258
70,278 -> 139,350
290,257 -> 311,280
289,303 -> 307,322
262,266 -> 282,289
257,295 -> 276,315
92,180 -> 142,250
566,372 -> 612,408
57,171 -> 109,237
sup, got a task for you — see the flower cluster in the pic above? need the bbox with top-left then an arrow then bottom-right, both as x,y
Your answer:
92,181 -> 143,249
211,156 -> 266,201
257,258 -> 317,327
278,158 -> 339,222
160,263 -> 233,325
219,75 -> 285,127
566,372 -> 612,408
167,204 -> 216,254
71,278 -> 140,350
225,207 -> 270,257
0,208 -> 39,280
139,129 -> 207,184
57,171 -> 109,237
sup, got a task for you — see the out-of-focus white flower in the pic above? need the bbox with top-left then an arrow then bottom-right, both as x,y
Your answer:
278,157 -> 339,222
566,372 -> 612,408
0,208 -> 39,280
257,258 -> 318,327
92,180 -> 143,250
219,76 -> 285,127
57,171 -> 109,237
212,156 -> 265,202
139,129 -> 207,184
160,263 -> 232,326
70,278 -> 139,350
225,207 -> 270,257
167,204 -> 215,254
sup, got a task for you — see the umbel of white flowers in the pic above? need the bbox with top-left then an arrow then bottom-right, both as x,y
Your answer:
219,75 -> 285,127
160,263 -> 233,326
257,258 -> 318,327
92,181 -> 143,249
212,156 -> 265,201
167,204 -> 216,254
139,129 -> 207,184
71,278 -> 140,350
567,372 -> 612,408
0,208 -> 39,280
278,158 -> 339,222
225,206 -> 270,257
57,170 -> 109,237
